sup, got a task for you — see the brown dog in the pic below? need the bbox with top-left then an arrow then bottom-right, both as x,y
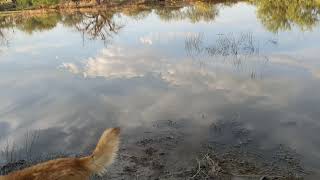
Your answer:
0,128 -> 120,180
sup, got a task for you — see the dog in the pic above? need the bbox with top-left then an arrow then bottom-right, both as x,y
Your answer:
0,127 -> 120,180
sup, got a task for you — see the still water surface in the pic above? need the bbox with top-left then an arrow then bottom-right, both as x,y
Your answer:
0,1 -> 320,177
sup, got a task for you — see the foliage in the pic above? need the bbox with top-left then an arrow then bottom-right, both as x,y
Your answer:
0,0 -> 320,37
155,1 -> 219,23
250,0 -> 320,32
72,11 -> 123,44
61,12 -> 84,27
184,1 -> 219,23
15,0 -> 60,9
16,13 -> 61,34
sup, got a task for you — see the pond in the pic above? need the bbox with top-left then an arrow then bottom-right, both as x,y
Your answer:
0,1 -> 320,179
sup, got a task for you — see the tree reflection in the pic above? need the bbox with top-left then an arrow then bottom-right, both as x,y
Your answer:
72,11 -> 123,44
0,29 -> 8,47
184,1 -> 219,23
153,0 -> 320,31
0,0 -> 320,43
155,1 -> 219,23
61,12 -> 85,27
0,16 -> 14,48
16,14 -> 61,34
121,6 -> 153,20
0,11 -> 123,45
250,0 -> 320,32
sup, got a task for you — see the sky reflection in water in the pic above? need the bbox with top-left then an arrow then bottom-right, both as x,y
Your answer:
0,1 -> 320,175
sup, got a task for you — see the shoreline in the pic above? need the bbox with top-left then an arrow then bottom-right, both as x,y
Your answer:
0,0 -> 244,16
0,120 -> 308,179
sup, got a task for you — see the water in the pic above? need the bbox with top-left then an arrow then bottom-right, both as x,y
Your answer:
0,1 -> 320,178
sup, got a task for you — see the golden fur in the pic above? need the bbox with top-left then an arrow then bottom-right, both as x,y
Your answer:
0,128 -> 120,180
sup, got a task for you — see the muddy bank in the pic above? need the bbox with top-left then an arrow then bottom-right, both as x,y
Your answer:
0,120 -> 309,179
104,120 -> 307,179
0,0 -> 203,13
0,0 -> 245,15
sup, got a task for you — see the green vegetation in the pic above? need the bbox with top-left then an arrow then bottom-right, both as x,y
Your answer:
0,0 -> 319,39
0,11 -> 123,44
249,0 -> 320,32
154,1 -> 219,23
16,13 -> 61,34
15,0 -> 60,9
0,0 -> 61,10
0,1 -> 226,35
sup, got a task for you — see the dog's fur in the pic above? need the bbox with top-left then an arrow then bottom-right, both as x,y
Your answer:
0,128 -> 120,180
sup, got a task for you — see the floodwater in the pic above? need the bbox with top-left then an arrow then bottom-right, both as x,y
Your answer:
0,1 -> 320,179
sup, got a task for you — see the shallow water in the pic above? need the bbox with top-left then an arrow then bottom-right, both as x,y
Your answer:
0,1 -> 320,178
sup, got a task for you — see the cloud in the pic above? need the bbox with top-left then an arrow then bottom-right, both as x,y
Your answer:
60,63 -> 80,74
139,37 -> 153,45
1,44 -> 319,165
139,32 -> 198,45
60,46 -> 299,107
61,47 -> 164,79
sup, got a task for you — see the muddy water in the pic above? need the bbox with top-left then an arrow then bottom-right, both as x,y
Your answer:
0,1 -> 320,179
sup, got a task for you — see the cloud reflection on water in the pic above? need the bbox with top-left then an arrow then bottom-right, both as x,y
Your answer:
0,1 -> 320,174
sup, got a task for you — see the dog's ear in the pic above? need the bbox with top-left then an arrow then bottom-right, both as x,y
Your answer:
82,128 -> 120,175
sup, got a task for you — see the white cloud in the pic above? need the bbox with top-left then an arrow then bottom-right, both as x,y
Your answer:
60,46 -> 299,107
60,63 -> 80,74
139,31 -> 198,45
139,37 -> 153,45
